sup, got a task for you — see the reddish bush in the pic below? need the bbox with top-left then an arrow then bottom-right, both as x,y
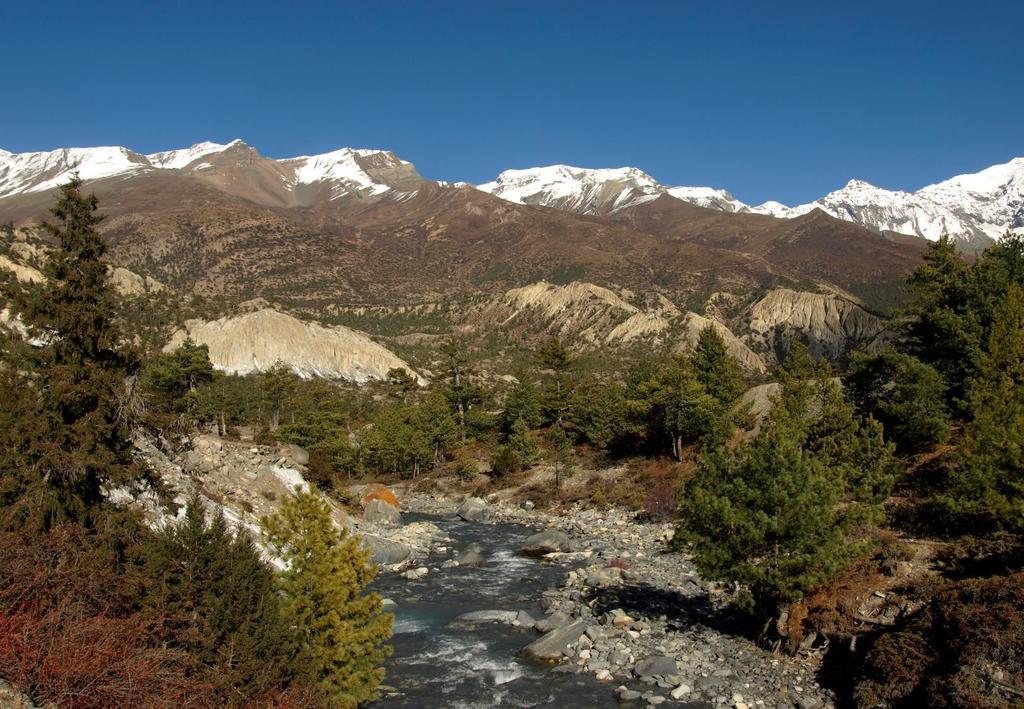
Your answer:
0,602 -> 206,709
642,478 -> 678,520
608,558 -> 632,571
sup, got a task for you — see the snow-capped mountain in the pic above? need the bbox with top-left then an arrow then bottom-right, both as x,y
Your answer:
0,140 -> 422,206
479,158 -> 1024,247
3,139 -> 1020,247
764,159 -> 1024,247
478,165 -> 748,216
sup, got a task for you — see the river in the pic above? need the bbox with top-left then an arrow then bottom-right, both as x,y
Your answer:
370,513 -> 621,708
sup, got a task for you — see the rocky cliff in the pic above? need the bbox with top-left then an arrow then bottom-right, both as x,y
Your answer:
165,308 -> 419,382
744,288 -> 886,362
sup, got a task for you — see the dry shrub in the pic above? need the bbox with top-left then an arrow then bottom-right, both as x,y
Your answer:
856,572 -> 1024,708
0,525 -> 209,708
0,604 -> 204,709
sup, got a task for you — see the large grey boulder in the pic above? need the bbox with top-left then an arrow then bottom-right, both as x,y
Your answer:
454,542 -> 487,567
520,619 -> 587,662
364,498 -> 401,527
519,529 -> 571,557
634,655 -> 679,679
456,496 -> 488,521
361,534 -> 411,566
535,611 -> 570,633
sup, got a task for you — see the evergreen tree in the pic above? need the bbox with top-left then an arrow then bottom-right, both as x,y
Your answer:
537,337 -> 574,425
138,497 -> 305,705
545,424 -> 576,492
692,325 -> 746,405
676,348 -> 897,617
142,338 -> 215,412
501,373 -> 543,432
845,349 -> 950,452
414,388 -> 458,467
263,491 -> 392,708
386,367 -> 418,403
944,284 -> 1024,529
507,416 -> 539,467
3,177 -> 141,528
439,337 -> 480,442
901,235 -> 980,410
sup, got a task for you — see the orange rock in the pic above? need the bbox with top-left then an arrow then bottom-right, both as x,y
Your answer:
361,483 -> 400,510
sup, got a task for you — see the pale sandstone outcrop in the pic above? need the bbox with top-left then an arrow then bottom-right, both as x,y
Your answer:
165,308 -> 418,382
745,288 -> 884,362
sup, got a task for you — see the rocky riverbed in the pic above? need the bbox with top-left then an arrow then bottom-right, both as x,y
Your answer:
386,493 -> 835,709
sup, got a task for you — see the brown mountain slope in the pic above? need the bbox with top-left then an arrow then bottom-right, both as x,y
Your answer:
612,194 -> 925,302
0,168 -> 923,311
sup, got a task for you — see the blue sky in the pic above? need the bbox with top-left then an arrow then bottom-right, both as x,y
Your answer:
1,1 -> 1021,205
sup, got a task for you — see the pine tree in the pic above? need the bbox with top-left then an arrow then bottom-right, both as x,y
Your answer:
692,325 -> 746,405
3,177 -> 140,528
501,374 -> 543,432
507,416 -> 539,467
944,284 -> 1024,529
901,235 -> 980,410
845,349 -> 949,452
263,491 -> 392,708
545,424 -> 575,492
537,337 -> 574,425
138,496 -> 305,705
676,346 -> 897,617
386,367 -> 418,404
142,337 -> 215,411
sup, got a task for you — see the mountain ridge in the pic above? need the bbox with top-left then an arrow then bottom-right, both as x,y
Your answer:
3,139 -> 1019,246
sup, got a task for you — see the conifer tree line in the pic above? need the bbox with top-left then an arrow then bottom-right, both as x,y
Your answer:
0,179 -> 391,707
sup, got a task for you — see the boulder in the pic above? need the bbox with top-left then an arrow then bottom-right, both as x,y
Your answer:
535,611 -> 570,633
279,443 -> 309,466
364,498 -> 402,526
520,620 -> 587,662
360,534 -> 412,566
634,655 -> 679,679
515,610 -> 536,629
456,496 -> 488,521
361,483 -> 401,510
454,542 -> 487,567
519,530 -> 571,557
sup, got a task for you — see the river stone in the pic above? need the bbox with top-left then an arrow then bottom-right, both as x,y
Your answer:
456,496 -> 488,521
515,610 -> 536,628
364,498 -> 402,526
454,542 -> 487,567
360,535 -> 411,565
535,611 -> 570,633
520,620 -> 587,662
455,610 -> 518,625
520,530 -> 571,557
635,655 -> 679,679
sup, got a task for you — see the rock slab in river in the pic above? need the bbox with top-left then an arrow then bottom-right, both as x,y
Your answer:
361,534 -> 411,565
520,619 -> 587,662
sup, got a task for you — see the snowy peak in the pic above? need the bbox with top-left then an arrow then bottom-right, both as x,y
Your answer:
145,140 -> 245,170
0,140 -> 424,205
478,164 -> 749,216
283,147 -> 421,199
0,145 -> 151,196
772,158 -> 1024,246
